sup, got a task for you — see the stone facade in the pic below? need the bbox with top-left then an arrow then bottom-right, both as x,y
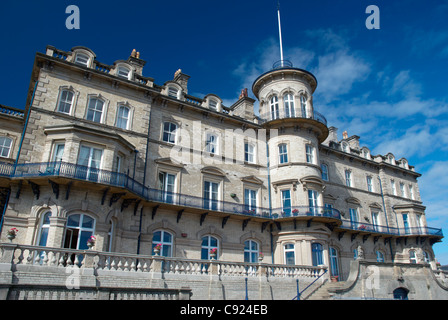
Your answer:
0,45 -> 446,300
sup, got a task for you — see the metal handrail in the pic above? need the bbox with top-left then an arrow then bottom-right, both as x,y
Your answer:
292,268 -> 328,300
0,161 -> 444,238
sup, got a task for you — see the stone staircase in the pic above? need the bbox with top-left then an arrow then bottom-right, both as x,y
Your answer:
304,280 -> 346,300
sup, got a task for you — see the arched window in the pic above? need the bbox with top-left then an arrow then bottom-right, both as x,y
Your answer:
311,243 -> 323,266
152,230 -> 173,257
0,137 -> 13,158
201,235 -> 219,260
300,95 -> 307,118
244,240 -> 259,263
284,243 -> 295,265
117,66 -> 131,79
63,214 -> 95,250
86,97 -> 104,123
37,211 -> 51,247
168,86 -> 179,99
74,53 -> 90,67
116,105 -> 130,130
329,247 -> 340,278
283,93 -> 295,118
270,96 -> 279,120
57,89 -> 75,114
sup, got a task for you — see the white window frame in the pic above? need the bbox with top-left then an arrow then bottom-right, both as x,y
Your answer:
409,184 -> 414,200
205,133 -> 218,154
117,66 -> 131,80
52,143 -> 65,162
162,122 -> 178,144
116,105 -> 131,130
57,89 -> 75,114
366,176 -> 374,192
283,93 -> 295,118
400,182 -> 406,198
64,214 -> 96,250
345,170 -> 352,187
201,235 -> 219,260
168,86 -> 179,99
245,142 -> 255,164
278,143 -> 288,164
244,240 -> 259,263
305,144 -> 315,164
152,230 -> 173,257
74,53 -> 90,67
203,180 -> 220,211
270,96 -> 279,120
300,95 -> 307,118
244,188 -> 258,212
0,137 -> 13,158
284,243 -> 295,265
391,180 -> 397,195
308,189 -> 319,215
86,97 -> 105,123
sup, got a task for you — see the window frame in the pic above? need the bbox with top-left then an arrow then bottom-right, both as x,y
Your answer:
201,235 -> 219,260
86,97 -> 105,123
74,52 -> 90,67
284,243 -> 295,265
152,230 -> 173,257
116,104 -> 131,130
321,164 -> 329,181
278,143 -> 288,164
345,170 -> 352,187
244,142 -> 255,164
270,95 -> 279,120
162,121 -> 178,145
57,89 -> 75,115
0,136 -> 13,158
116,65 -> 131,80
63,213 -> 96,250
244,240 -> 259,263
283,93 -> 295,118
205,132 -> 218,154
305,144 -> 315,164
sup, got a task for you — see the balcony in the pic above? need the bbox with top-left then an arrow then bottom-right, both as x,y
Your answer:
0,161 -> 443,240
258,108 -> 327,127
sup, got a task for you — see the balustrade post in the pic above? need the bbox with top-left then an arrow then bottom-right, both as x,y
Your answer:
257,262 -> 267,279
0,243 -> 17,265
0,243 -> 17,299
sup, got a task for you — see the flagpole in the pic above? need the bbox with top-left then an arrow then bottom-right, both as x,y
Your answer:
277,2 -> 284,66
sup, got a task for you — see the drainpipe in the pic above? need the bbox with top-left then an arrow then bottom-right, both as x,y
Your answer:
378,175 -> 394,262
14,80 -> 39,172
266,138 -> 275,264
137,102 -> 152,255
2,81 -> 38,234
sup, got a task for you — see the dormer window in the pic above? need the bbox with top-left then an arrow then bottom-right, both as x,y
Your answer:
209,99 -> 218,110
342,142 -> 349,153
117,66 -> 131,79
74,53 -> 90,67
168,86 -> 179,99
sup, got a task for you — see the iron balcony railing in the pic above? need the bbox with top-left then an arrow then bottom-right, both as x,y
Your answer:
0,161 -> 443,238
258,108 -> 327,126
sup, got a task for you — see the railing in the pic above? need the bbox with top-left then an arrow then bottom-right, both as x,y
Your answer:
338,220 -> 444,237
0,161 -> 443,238
1,244 -> 326,281
258,108 -> 327,126
0,105 -> 24,118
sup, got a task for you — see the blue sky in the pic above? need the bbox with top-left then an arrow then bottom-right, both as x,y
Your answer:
1,0 -> 447,262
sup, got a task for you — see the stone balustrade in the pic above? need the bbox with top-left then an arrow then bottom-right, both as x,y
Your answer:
0,243 -> 327,300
